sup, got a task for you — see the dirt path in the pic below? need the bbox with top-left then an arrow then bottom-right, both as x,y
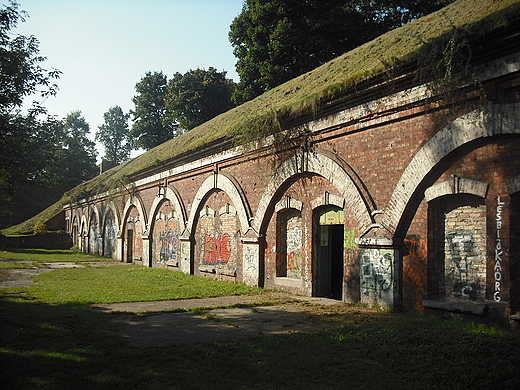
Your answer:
1,260 -> 384,347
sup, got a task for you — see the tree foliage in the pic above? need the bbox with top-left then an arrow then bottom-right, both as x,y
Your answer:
0,2 -> 102,229
0,1 -> 63,227
59,111 -> 98,188
229,0 -> 454,103
165,67 -> 236,131
130,71 -> 180,150
0,0 -> 60,112
96,106 -> 133,165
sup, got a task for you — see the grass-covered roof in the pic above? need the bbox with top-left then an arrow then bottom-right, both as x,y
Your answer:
4,0 -> 520,235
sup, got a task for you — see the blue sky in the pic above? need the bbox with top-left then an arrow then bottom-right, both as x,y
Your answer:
13,0 -> 244,158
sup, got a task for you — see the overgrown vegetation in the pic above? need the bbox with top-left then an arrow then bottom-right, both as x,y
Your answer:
1,249 -> 520,389
4,0 -> 520,235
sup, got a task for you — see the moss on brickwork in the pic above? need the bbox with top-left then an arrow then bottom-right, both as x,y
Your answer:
4,0 -> 520,235
81,0 -> 520,189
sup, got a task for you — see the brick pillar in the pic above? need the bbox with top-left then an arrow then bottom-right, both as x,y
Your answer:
356,237 -> 399,308
179,234 -> 192,274
242,235 -> 261,286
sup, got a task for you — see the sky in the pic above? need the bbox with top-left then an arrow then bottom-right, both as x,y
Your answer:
12,0 -> 244,159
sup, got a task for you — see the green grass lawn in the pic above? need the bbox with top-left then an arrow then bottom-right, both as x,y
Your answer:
2,248 -> 520,389
0,247 -> 113,264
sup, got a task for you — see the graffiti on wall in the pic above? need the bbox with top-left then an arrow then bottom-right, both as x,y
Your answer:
445,231 -> 480,299
133,220 -> 144,261
286,223 -> 302,278
444,203 -> 486,301
89,218 -> 100,255
243,244 -> 258,285
203,233 -> 231,265
159,228 -> 179,263
360,248 -> 393,304
287,252 -> 303,277
277,209 -> 303,278
344,229 -> 358,249
403,238 -> 426,310
494,196 -> 505,302
244,245 -> 257,273
104,212 -> 117,257
180,239 -> 191,273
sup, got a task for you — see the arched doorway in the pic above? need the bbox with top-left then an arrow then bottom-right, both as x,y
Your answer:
314,206 -> 344,300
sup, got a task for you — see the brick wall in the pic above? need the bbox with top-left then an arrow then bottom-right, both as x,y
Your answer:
65,53 -> 520,318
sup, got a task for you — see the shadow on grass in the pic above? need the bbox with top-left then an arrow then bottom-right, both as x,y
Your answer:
2,296 -> 520,389
0,247 -> 72,256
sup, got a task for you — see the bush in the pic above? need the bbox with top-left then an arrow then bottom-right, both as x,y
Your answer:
33,220 -> 47,235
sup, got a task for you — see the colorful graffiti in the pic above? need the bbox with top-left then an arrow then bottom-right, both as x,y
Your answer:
278,210 -> 303,278
203,233 -> 231,265
403,238 -> 426,310
287,252 -> 302,278
344,229 -> 358,249
159,228 -> 179,263
360,248 -> 393,304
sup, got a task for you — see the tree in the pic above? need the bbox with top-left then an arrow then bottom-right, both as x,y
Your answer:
164,67 -> 236,131
130,71 -> 180,150
59,111 -> 98,188
96,106 -> 133,165
229,0 -> 454,103
0,1 -> 61,226
0,1 -> 60,112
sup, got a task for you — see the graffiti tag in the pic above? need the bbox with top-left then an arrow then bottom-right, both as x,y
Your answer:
360,248 -> 393,302
203,233 -> 231,265
494,196 -> 505,302
287,252 -> 302,277
160,228 -> 179,262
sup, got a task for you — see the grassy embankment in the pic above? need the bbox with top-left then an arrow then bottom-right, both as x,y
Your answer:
1,248 -> 520,389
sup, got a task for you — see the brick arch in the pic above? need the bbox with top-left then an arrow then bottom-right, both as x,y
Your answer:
70,208 -> 82,233
79,214 -> 88,251
87,204 -> 101,254
186,171 -> 252,235
148,185 -> 187,268
424,176 -> 489,202
88,204 -> 101,228
121,194 -> 148,263
382,102 -> 520,235
101,201 -> 120,236
253,151 -> 373,235
122,194 -> 148,234
80,214 -> 87,235
101,201 -> 120,259
149,185 -> 187,231
70,213 -> 80,247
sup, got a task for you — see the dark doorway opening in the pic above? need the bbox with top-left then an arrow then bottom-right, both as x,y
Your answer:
315,207 -> 344,300
126,229 -> 134,263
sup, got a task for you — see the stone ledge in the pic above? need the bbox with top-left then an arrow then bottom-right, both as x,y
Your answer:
275,277 -> 303,288
422,300 -> 488,315
199,266 -> 216,274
